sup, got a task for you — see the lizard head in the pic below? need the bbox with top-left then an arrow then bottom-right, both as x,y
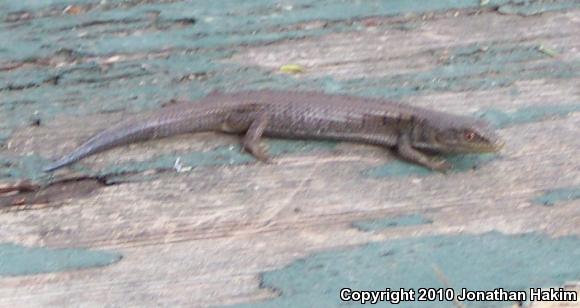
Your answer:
412,114 -> 504,154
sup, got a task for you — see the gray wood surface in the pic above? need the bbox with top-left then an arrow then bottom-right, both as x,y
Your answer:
0,1 -> 578,307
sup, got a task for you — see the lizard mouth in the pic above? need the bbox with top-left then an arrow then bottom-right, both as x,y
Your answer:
490,139 -> 505,151
470,139 -> 504,152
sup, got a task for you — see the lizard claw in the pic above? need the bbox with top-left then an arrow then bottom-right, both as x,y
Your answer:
242,142 -> 272,163
430,159 -> 451,173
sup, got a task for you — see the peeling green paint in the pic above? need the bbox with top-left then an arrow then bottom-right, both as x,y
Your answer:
234,233 -> 580,307
364,154 -> 498,178
353,214 -> 433,231
497,1 -> 580,16
344,58 -> 579,100
96,145 -> 253,177
0,243 -> 122,276
448,44 -> 550,65
0,154 -> 52,182
532,187 -> 580,206
3,0 -> 540,62
478,104 -> 580,128
95,140 -> 336,177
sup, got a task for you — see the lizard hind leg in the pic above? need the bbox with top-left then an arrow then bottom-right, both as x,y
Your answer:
241,113 -> 272,163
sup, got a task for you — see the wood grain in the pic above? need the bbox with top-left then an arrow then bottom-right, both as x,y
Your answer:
0,1 -> 579,307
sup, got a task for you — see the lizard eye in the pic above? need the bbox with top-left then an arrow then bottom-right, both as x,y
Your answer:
464,131 -> 476,141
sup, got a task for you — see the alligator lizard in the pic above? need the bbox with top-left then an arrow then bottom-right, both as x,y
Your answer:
44,90 -> 503,172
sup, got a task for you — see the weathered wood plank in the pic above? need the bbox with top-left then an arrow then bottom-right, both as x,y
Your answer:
0,0 -> 579,307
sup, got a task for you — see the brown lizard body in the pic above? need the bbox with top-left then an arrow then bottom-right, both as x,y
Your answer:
44,90 -> 503,172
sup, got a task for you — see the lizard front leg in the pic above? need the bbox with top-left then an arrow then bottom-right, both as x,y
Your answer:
242,113 -> 271,163
396,132 -> 450,171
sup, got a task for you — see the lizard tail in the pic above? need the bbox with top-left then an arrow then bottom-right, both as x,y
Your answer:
43,123 -> 158,172
43,152 -> 86,172
43,108 -> 225,172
